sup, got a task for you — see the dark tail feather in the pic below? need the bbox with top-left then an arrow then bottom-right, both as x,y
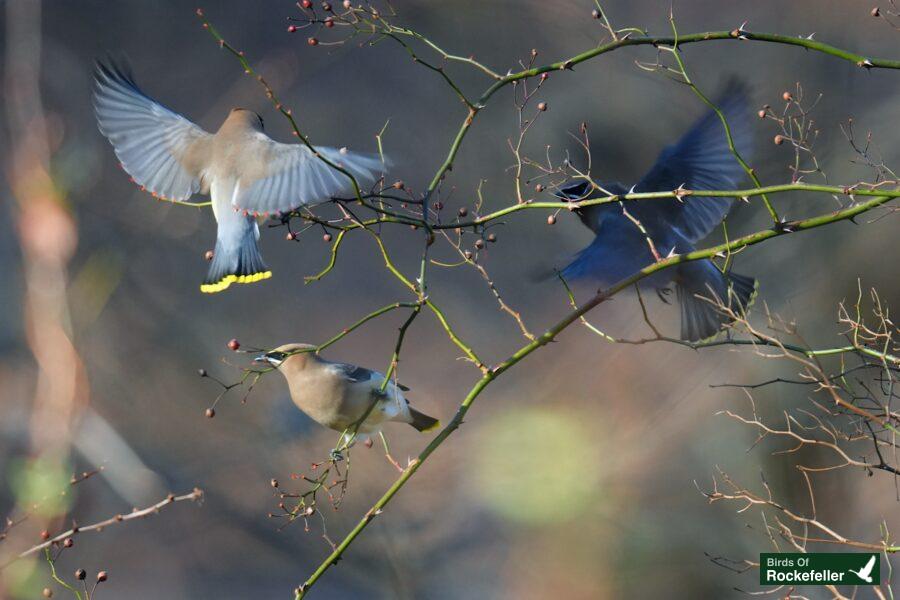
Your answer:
408,408 -> 440,433
727,272 -> 758,311
676,261 -> 758,342
200,230 -> 271,294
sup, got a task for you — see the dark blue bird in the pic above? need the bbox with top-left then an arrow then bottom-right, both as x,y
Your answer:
556,83 -> 758,341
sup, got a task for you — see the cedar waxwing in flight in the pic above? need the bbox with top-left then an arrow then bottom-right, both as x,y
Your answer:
255,344 -> 440,442
555,82 -> 758,342
92,61 -> 385,293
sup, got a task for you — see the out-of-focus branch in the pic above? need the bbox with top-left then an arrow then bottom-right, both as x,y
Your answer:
703,470 -> 899,553
2,489 -> 203,568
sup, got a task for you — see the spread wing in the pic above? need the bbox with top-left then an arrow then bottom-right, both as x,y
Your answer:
329,362 -> 410,391
233,137 -> 386,215
634,81 -> 753,242
93,61 -> 211,201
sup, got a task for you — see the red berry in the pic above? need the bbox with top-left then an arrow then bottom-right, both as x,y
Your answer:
782,91 -> 792,101
75,569 -> 86,581
227,339 -> 240,351
307,37 -> 319,46
343,0 -> 351,7
205,408 -> 216,418
323,233 -> 333,242
40,530 -> 50,540
96,572 -> 108,583
535,184 -> 544,193
301,0 -> 312,7
757,109 -> 766,119
286,231 -> 296,241
547,215 -> 557,225
774,135 -> 785,145
204,250 -> 214,261
324,17 -> 334,27
537,102 -> 548,111
287,25 -> 298,33
474,239 -> 485,250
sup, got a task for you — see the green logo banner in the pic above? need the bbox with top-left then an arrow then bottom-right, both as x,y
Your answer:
760,553 -> 880,586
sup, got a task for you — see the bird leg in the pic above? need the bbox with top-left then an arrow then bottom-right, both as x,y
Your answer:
379,431 -> 405,473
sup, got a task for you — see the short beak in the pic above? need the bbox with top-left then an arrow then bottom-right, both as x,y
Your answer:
254,354 -> 279,367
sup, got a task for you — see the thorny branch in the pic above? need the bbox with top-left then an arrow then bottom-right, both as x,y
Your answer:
178,4 -> 900,597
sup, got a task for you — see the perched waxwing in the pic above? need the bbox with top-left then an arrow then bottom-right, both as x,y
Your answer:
255,344 -> 440,442
92,61 -> 385,293
555,81 -> 758,342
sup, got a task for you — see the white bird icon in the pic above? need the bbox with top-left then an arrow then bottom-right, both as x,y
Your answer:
849,555 -> 877,583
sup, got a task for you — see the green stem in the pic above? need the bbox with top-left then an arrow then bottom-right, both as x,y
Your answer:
667,19 -> 779,223
295,195 -> 893,598
485,30 -> 900,100
315,302 -> 419,353
442,183 -> 900,229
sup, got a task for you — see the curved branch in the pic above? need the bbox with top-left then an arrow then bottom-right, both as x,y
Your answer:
295,194 -> 894,598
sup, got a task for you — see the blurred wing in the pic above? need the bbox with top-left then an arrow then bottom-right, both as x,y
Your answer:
234,139 -> 386,215
560,217 -> 652,283
634,81 -> 753,242
93,61 -> 211,201
329,362 -> 409,391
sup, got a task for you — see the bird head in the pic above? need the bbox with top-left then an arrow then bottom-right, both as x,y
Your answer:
553,180 -> 591,203
254,343 -> 316,369
226,107 -> 265,131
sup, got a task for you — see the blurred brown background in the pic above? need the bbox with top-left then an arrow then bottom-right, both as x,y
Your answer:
1,0 -> 898,598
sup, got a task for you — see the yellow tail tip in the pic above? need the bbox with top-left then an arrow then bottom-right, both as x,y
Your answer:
200,271 -> 272,294
421,419 -> 441,433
